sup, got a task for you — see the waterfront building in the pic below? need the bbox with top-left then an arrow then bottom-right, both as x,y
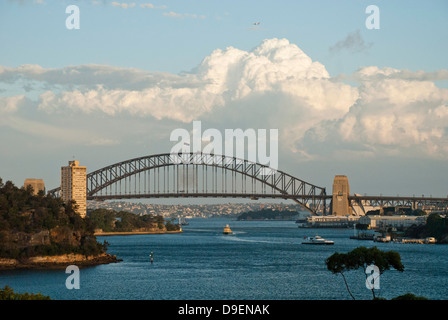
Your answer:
359,215 -> 426,229
61,160 -> 87,218
302,215 -> 360,228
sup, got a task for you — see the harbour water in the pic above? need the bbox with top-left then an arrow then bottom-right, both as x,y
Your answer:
1,218 -> 447,300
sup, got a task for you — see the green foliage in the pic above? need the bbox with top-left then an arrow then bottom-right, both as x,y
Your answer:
391,293 -> 428,300
326,246 -> 404,300
88,208 -> 180,232
326,246 -> 404,275
165,218 -> 179,231
88,208 -> 116,232
425,213 -> 448,241
405,213 -> 448,242
0,179 -> 90,233
0,285 -> 51,300
0,178 -> 105,259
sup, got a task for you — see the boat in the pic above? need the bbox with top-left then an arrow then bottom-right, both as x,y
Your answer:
373,234 -> 391,243
302,235 -> 334,245
178,217 -> 189,226
223,224 -> 233,235
425,237 -> 436,244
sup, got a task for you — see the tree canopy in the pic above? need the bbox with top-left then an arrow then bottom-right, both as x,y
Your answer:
0,178 -> 105,259
405,213 -> 448,243
326,246 -> 404,300
0,286 -> 51,300
88,208 -> 179,232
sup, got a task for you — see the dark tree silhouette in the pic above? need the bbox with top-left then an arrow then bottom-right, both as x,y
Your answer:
326,246 -> 404,300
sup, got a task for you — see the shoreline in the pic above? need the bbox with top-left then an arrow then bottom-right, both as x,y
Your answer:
0,253 -> 121,271
237,219 -> 297,221
94,230 -> 183,236
0,231 -> 182,270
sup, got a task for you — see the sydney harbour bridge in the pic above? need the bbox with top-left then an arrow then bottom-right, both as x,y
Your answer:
48,152 -> 448,215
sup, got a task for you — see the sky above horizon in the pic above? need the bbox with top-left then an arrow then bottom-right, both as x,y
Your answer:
1,0 -> 448,202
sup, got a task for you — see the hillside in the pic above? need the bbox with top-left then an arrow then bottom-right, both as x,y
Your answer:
237,209 -> 299,221
88,208 -> 181,234
0,178 -> 117,269
404,213 -> 448,243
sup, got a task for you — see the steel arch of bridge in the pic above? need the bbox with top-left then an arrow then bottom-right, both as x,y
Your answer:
50,153 -> 328,214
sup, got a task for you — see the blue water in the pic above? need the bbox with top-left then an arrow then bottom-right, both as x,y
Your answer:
1,218 -> 447,300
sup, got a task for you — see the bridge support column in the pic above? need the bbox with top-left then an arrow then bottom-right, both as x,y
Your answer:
332,175 -> 350,216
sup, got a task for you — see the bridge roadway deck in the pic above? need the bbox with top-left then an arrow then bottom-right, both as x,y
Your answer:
87,193 -> 332,201
349,195 -> 448,203
88,193 -> 447,203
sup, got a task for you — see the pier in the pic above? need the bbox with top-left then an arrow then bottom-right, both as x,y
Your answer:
394,237 -> 436,244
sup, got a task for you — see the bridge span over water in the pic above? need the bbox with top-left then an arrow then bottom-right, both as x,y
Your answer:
48,152 -> 448,215
49,153 -> 328,214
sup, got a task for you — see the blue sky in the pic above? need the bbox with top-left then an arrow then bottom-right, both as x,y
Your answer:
1,0 -> 447,75
1,0 -> 448,200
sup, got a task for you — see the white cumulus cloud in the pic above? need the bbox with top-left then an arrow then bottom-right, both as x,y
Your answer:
299,78 -> 448,158
28,39 -> 353,122
2,38 -> 448,159
111,1 -> 135,9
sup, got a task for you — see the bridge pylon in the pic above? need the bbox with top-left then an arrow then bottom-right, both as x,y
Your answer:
332,175 -> 350,216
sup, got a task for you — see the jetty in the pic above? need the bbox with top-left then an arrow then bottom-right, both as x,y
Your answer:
394,237 -> 436,244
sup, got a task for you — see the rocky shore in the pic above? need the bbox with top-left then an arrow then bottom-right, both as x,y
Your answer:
94,229 -> 183,236
0,252 -> 121,270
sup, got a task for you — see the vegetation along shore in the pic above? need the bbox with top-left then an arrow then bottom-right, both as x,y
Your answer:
0,178 -> 181,270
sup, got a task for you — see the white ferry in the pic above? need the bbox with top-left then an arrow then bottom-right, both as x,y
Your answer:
302,235 -> 334,245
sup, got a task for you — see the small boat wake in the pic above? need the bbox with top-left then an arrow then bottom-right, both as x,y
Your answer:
221,236 -> 279,244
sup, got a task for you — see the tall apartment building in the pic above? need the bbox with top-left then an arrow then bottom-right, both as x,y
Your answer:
61,160 -> 87,218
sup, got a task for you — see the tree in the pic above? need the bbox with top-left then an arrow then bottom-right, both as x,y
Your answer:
405,213 -> 448,243
425,213 -> 448,241
165,218 -> 180,231
325,252 -> 356,300
0,178 -> 108,259
88,209 -> 116,232
391,293 -> 428,300
0,286 -> 51,300
326,246 -> 404,300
